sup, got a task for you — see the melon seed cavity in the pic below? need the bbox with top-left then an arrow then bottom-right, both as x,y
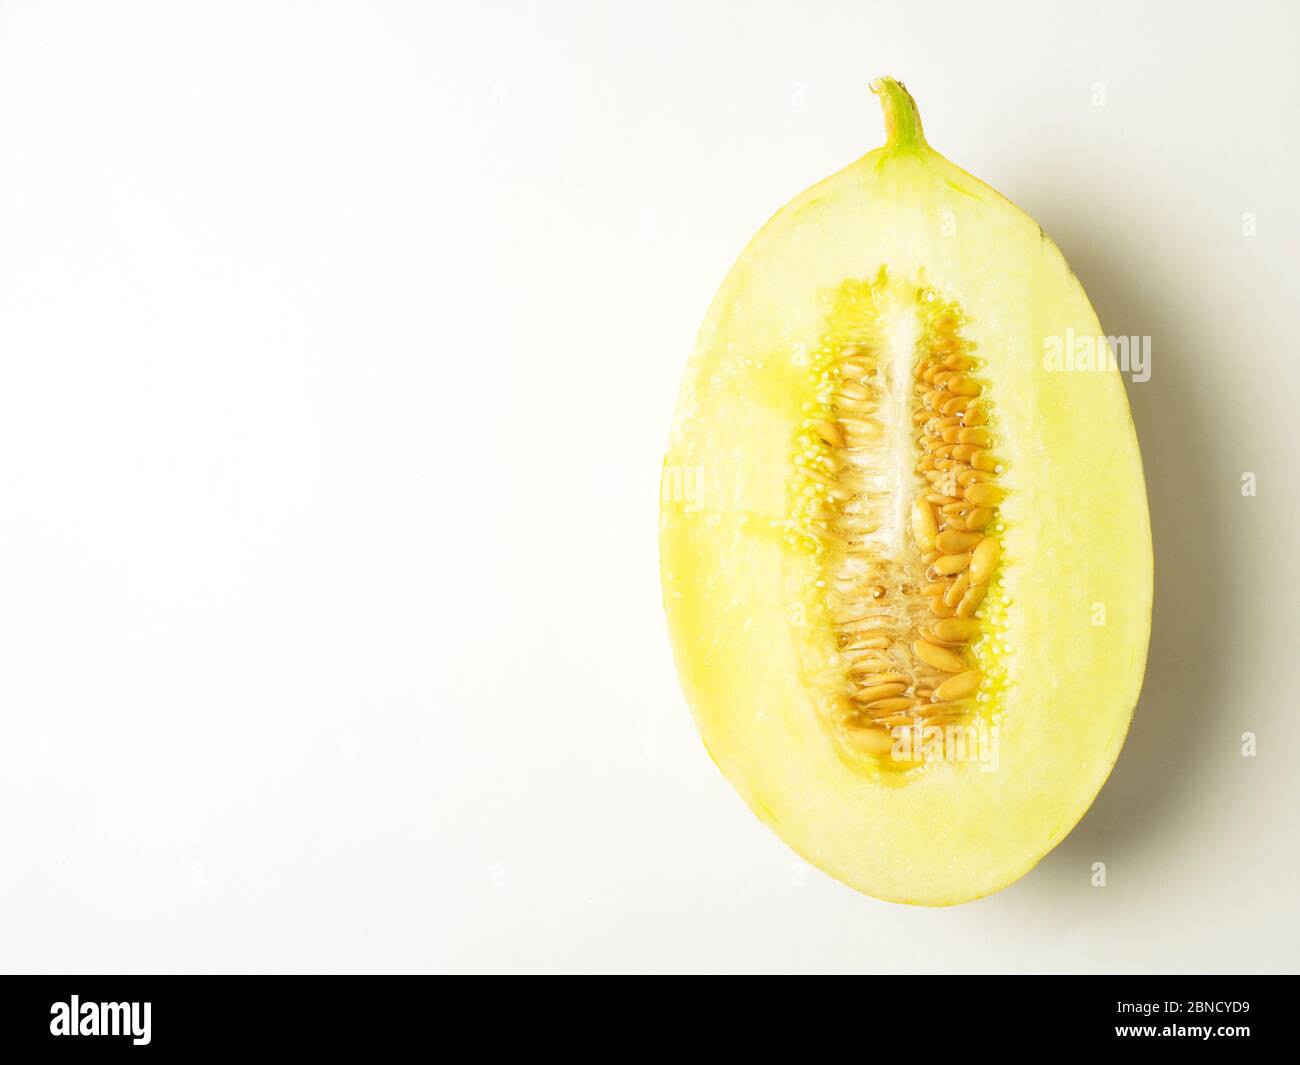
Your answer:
791,274 -> 1010,762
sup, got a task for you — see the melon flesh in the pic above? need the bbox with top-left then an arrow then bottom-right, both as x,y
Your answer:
660,78 -> 1152,906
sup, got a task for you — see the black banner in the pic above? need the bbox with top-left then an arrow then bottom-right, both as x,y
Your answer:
0,977 -> 1290,1052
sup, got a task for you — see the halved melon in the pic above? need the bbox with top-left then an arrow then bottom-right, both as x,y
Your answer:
660,78 -> 1152,905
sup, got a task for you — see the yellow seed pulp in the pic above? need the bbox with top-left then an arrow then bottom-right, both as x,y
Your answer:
789,272 -> 1011,770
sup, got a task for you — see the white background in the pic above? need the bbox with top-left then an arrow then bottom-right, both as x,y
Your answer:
1,1 -> 1296,973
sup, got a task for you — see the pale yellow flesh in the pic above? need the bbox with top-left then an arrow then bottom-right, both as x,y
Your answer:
661,82 -> 1152,906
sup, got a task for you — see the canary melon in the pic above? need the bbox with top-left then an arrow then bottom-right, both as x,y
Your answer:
660,78 -> 1152,905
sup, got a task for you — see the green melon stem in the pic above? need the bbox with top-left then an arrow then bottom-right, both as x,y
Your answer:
871,77 -> 927,152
